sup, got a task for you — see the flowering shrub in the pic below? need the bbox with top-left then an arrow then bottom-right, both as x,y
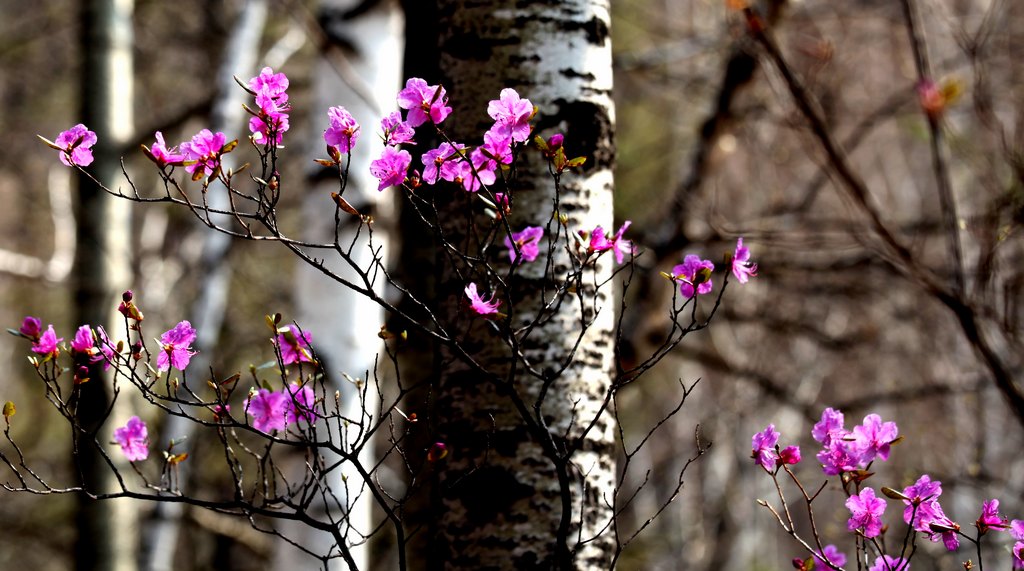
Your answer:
753,408 -> 1024,570
5,65 -> 761,567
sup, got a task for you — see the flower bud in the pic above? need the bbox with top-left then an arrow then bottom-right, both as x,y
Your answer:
122,290 -> 133,303
19,316 -> 42,339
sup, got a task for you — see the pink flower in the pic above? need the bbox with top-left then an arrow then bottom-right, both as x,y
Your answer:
852,413 -> 898,463
148,132 -> 184,166
465,283 -> 501,316
71,325 -> 96,354
505,226 -> 544,264
93,327 -> 115,370
672,255 -> 715,298
31,325 -> 62,358
113,416 -> 149,461
381,111 -> 416,146
181,129 -> 228,178
248,67 -> 289,103
284,383 -> 316,424
816,437 -> 860,476
457,156 -> 496,192
55,124 -> 98,167
324,106 -> 360,154
487,88 -> 533,143
976,499 -> 1009,534
1013,519 -> 1024,540
589,221 -> 635,264
751,424 -> 779,467
19,316 -> 42,340
370,147 -> 412,191
249,92 -> 290,145
811,407 -> 845,446
1014,541 -> 1024,569
396,77 -> 452,127
276,325 -> 313,366
846,487 -> 886,538
902,474 -> 943,530
778,445 -> 801,466
421,142 -> 464,185
246,389 -> 289,433
869,555 -> 909,571
156,321 -> 197,372
813,545 -> 846,568
731,237 -> 758,283
479,129 -> 513,166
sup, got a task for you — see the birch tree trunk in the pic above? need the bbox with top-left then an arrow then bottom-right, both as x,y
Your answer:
424,2 -> 618,568
280,0 -> 404,568
74,0 -> 136,569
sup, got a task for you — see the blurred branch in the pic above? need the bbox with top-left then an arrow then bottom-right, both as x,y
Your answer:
0,167 -> 75,282
900,0 -> 965,296
744,5 -> 1024,429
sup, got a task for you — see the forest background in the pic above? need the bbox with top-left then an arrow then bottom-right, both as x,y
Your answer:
0,0 -> 1022,569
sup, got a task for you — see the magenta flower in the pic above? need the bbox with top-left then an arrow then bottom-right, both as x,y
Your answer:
31,325 -> 62,358
480,129 -> 514,166
54,124 -> 97,167
94,327 -> 115,370
869,555 -> 909,571
148,131 -> 184,166
276,325 -> 313,366
248,66 -> 289,103
672,255 -> 715,298
1014,542 -> 1024,569
396,77 -> 452,127
324,106 -> 360,154
246,388 -> 289,433
751,424 -> 780,468
284,383 -> 316,424
381,111 -> 416,146
778,445 -> 801,466
589,221 -> 635,264
487,88 -> 533,143
813,545 -> 846,568
1013,519 -> 1024,540
465,283 -> 501,316
976,499 -> 1009,534
19,316 -> 42,340
421,142 -> 465,185
852,413 -> 898,463
902,474 -> 943,530
846,487 -> 886,538
816,437 -> 860,476
812,407 -> 845,445
249,92 -> 290,145
181,129 -> 228,178
113,416 -> 149,461
504,226 -> 544,264
457,155 -> 497,192
156,320 -> 197,372
71,324 -> 95,354
731,237 -> 758,283
370,146 -> 412,191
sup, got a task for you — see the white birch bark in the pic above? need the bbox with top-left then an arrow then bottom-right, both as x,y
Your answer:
276,1 -> 404,568
428,2 -> 618,568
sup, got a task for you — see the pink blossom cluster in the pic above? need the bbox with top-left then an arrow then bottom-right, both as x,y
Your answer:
248,67 -> 290,145
70,324 -> 115,370
750,424 -> 800,469
754,408 -> 1024,569
812,407 -> 898,475
245,384 -> 316,433
667,238 -> 757,299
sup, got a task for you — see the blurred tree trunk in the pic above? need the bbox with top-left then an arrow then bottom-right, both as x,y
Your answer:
279,0 -> 403,569
406,1 -> 619,568
73,0 -> 136,570
139,2 -> 269,570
